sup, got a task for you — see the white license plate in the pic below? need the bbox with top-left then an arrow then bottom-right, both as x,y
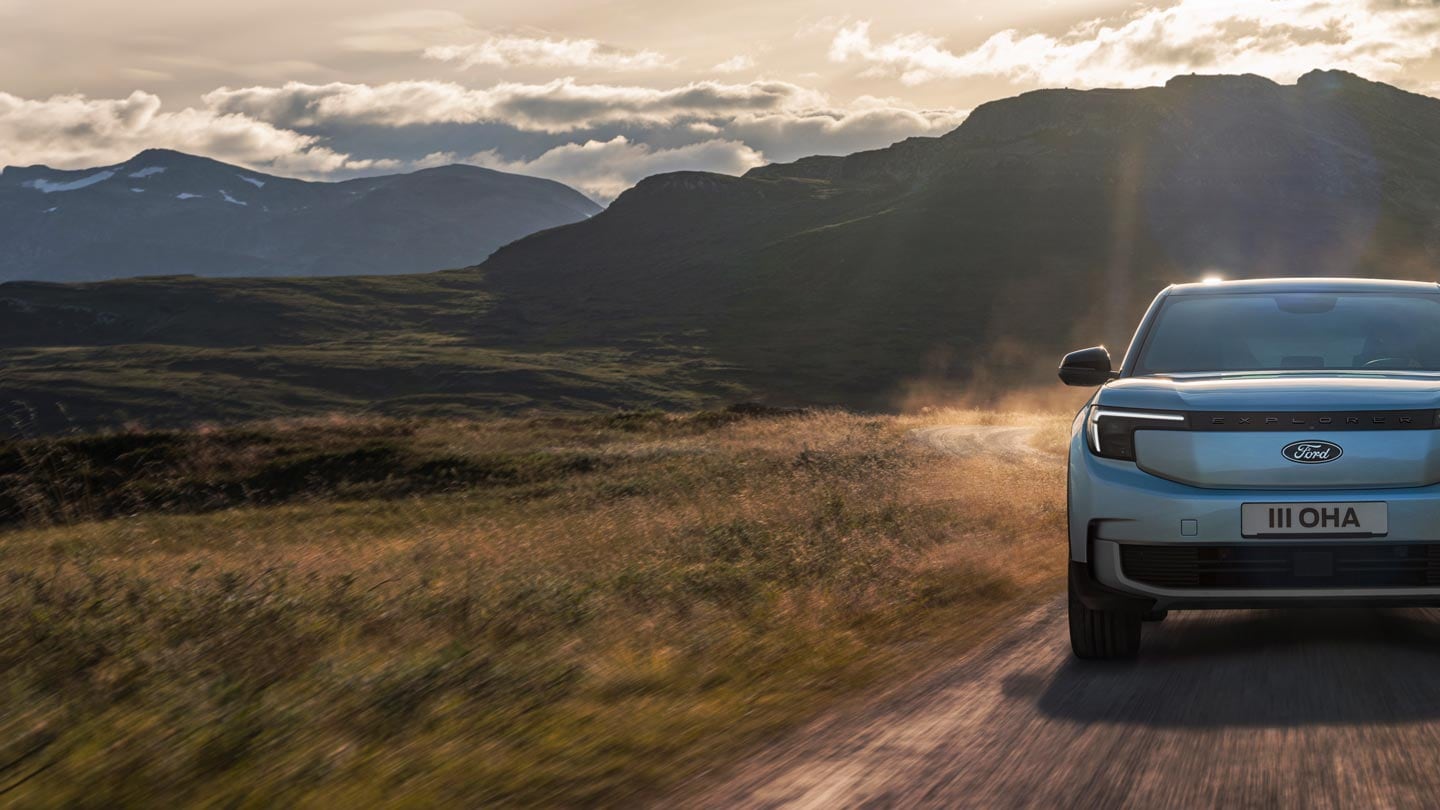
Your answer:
1241,502 -> 1388,537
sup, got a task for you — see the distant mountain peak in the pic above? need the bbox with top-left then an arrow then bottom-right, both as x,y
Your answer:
128,148 -> 192,163
115,148 -> 231,171
0,149 -> 602,282
1162,72 -> 1280,92
412,163 -> 502,177
1297,69 -> 1371,86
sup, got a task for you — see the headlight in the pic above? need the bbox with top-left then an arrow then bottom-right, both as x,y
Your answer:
1087,407 -> 1187,460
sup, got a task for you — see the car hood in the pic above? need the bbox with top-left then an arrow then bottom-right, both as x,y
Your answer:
1097,373 -> 1440,412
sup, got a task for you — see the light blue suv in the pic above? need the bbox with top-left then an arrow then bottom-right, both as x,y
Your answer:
1061,278 -> 1440,658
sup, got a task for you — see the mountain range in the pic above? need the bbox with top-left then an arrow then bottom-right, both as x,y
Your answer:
0,150 -> 600,282
4,70 -> 1440,432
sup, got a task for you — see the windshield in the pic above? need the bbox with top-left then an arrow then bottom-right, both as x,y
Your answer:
1134,291 -> 1440,374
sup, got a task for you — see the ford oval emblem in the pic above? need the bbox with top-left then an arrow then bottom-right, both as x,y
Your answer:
1282,440 -> 1343,464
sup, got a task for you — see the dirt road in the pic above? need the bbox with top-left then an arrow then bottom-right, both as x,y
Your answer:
683,426 -> 1440,809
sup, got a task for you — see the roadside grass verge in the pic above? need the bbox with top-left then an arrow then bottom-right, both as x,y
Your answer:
0,408 -> 1067,806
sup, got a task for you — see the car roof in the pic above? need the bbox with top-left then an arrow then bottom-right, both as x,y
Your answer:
1167,277 -> 1440,296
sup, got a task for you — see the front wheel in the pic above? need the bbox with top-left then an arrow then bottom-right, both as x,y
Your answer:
1068,578 -> 1142,659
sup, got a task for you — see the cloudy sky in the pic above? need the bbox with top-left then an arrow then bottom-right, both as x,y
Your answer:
3,0 -> 1440,201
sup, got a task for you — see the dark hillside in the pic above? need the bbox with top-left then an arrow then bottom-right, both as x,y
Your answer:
481,70 -> 1440,405
5,71 -> 1440,430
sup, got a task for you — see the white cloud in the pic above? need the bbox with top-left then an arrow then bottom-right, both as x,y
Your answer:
0,90 -> 379,175
341,12 -> 672,71
830,0 -> 1440,88
204,78 -> 830,132
0,80 -> 970,202
337,10 -> 474,54
197,77 -> 969,194
201,78 -> 969,156
425,34 -> 671,71
466,136 -> 766,202
713,55 -> 756,73
722,103 -> 968,162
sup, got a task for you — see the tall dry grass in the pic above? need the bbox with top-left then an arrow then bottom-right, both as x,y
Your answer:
0,408 -> 1068,807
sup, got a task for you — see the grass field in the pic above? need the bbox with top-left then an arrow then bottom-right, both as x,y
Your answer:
0,406 -> 1070,807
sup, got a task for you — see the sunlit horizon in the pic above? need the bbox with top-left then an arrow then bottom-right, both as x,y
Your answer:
4,0 -> 1440,200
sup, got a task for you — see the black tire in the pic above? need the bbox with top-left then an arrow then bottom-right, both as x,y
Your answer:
1142,609 -> 1169,623
1068,578 -> 1142,659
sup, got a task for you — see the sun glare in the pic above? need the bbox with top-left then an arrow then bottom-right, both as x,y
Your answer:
1201,274 -> 1224,285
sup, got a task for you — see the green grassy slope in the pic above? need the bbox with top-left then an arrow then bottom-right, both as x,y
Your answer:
0,273 -> 744,432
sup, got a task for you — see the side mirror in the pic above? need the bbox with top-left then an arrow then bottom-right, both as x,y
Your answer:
1058,346 -> 1116,386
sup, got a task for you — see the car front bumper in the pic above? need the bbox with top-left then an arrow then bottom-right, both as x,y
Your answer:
1069,432 -> 1440,610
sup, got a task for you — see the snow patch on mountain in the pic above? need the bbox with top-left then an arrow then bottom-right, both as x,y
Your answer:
129,167 -> 166,179
25,171 -> 116,193
176,193 -> 202,200
220,190 -> 247,207
239,175 -> 265,188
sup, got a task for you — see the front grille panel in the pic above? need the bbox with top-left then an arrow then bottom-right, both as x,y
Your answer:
1120,543 -> 1440,589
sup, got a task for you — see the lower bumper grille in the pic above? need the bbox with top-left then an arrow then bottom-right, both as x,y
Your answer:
1120,543 -> 1440,589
